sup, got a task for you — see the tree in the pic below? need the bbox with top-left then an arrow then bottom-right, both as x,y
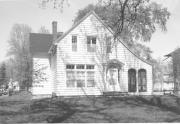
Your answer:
74,1 -> 170,42
38,26 -> 50,34
0,62 -> 8,87
74,1 -> 170,61
7,24 -> 32,90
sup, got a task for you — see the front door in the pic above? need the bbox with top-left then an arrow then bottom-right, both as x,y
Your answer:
107,68 -> 119,91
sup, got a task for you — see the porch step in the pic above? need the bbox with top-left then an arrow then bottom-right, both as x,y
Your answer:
103,91 -> 129,97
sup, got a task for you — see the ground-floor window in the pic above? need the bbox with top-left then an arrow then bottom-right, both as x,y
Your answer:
87,71 -> 95,87
138,69 -> 147,92
66,71 -> 75,87
76,71 -> 85,87
66,64 -> 95,88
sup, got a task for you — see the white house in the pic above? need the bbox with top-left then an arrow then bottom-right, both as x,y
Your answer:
30,11 -> 153,97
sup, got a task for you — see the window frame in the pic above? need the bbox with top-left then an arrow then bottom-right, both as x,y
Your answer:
138,69 -> 147,92
72,35 -> 77,52
66,64 -> 76,88
106,37 -> 112,53
66,64 -> 95,88
87,36 -> 97,52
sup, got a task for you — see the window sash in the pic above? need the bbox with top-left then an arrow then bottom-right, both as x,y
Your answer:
66,80 -> 75,87
77,80 -> 85,87
72,36 -> 77,43
87,71 -> 95,87
76,64 -> 85,69
87,80 -> 95,87
66,64 -> 95,88
66,64 -> 75,69
138,70 -> 147,92
72,36 -> 77,51
86,65 -> 94,69
87,36 -> 96,52
72,43 -> 77,51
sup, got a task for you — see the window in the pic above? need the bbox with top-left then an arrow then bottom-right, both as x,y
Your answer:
87,65 -> 95,87
66,64 -> 95,88
138,69 -> 147,92
66,71 -> 75,87
66,64 -> 75,69
87,72 -> 95,87
76,71 -> 85,87
72,35 -> 77,51
86,65 -> 94,69
106,37 -> 112,53
76,64 -> 85,69
87,36 -> 96,52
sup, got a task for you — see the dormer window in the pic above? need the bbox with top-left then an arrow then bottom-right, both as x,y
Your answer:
87,36 -> 96,52
72,35 -> 77,51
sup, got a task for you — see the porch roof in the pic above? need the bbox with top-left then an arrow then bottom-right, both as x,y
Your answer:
106,59 -> 124,69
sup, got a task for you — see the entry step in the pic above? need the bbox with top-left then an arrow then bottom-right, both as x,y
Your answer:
103,91 -> 129,96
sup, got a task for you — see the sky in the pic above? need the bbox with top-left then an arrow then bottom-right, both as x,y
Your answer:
0,0 -> 180,62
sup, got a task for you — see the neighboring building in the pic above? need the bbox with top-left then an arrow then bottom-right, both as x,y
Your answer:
165,48 -> 180,95
163,74 -> 174,91
30,11 -> 153,97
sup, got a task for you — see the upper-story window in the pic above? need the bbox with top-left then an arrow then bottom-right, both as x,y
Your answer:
72,35 -> 77,52
87,36 -> 96,52
106,37 -> 112,53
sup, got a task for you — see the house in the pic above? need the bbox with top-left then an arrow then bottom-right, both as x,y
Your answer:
30,11 -> 153,97
163,74 -> 174,92
165,48 -> 180,95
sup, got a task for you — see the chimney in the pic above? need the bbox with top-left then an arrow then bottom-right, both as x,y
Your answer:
52,21 -> 57,41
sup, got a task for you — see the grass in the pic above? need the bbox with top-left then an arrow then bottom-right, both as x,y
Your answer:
0,92 -> 180,123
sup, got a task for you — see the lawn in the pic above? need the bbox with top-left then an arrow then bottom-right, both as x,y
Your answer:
0,92 -> 180,123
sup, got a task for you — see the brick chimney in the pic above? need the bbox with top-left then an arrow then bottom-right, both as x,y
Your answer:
52,21 -> 57,41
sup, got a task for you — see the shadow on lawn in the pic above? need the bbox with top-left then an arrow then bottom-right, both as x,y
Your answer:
29,97 -> 122,123
5,95 -> 178,123
28,98 -> 78,123
136,96 -> 180,115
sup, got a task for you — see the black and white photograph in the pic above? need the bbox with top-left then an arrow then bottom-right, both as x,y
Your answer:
0,0 -> 180,123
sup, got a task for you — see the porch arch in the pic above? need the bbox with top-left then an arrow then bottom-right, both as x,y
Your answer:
138,69 -> 147,92
105,59 -> 124,91
106,59 -> 124,70
128,69 -> 136,92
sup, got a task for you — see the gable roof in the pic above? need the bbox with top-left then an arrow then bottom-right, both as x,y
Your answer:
30,33 -> 53,55
165,48 -> 180,57
51,11 -> 152,66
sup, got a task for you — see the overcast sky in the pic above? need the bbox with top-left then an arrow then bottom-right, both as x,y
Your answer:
0,0 -> 179,62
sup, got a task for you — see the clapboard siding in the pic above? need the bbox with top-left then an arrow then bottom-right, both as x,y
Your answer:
55,14 -> 107,96
55,13 -> 153,96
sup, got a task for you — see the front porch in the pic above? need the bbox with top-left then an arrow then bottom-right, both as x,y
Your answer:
103,59 -> 148,95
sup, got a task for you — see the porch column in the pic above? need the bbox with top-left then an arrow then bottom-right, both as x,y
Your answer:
136,70 -> 139,94
103,63 -> 107,92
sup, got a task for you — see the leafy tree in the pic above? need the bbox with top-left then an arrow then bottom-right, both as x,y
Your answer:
0,62 -> 8,87
74,1 -> 170,42
38,26 -> 50,34
7,24 -> 32,90
73,1 -> 170,60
